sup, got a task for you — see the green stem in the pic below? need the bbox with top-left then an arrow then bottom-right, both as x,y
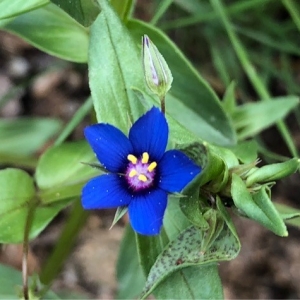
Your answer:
22,198 -> 38,300
54,97 -> 93,146
151,0 -> 173,25
211,0 -> 298,158
282,0 -> 300,32
161,96 -> 166,115
39,199 -> 88,288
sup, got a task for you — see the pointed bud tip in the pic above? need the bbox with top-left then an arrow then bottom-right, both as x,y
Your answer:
142,34 -> 173,98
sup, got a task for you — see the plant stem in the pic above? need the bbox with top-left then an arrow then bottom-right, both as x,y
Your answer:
22,198 -> 37,300
39,199 -> 88,289
151,0 -> 173,25
211,0 -> 298,158
282,0 -> 300,32
54,97 -> 93,146
161,96 -> 166,114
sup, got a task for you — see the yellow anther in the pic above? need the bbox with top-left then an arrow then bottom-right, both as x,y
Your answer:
127,154 -> 137,164
142,152 -> 149,164
138,174 -> 148,182
147,161 -> 157,172
129,170 -> 137,178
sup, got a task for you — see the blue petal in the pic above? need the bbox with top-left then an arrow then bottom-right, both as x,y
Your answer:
82,174 -> 131,209
129,107 -> 168,161
128,189 -> 168,235
158,150 -> 201,192
84,123 -> 133,172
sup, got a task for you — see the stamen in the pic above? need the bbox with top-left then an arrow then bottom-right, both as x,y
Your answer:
138,174 -> 147,182
127,154 -> 137,164
129,170 -> 137,177
147,162 -> 157,172
142,152 -> 149,164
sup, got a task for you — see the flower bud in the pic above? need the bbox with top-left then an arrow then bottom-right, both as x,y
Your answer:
142,35 -> 173,99
246,158 -> 299,187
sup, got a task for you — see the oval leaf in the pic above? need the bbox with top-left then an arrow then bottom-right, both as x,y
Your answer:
4,3 -> 89,62
0,168 -> 70,243
141,223 -> 239,299
0,117 -> 61,156
152,264 -> 223,300
232,96 -> 299,140
231,173 -> 287,236
50,0 -> 100,26
0,0 -> 48,20
0,264 -> 59,299
89,0 -> 147,132
35,141 -> 99,203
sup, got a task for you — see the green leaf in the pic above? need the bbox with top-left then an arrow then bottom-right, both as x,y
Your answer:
0,168 -> 70,243
178,142 -> 208,168
152,264 -> 223,300
222,81 -> 236,114
231,174 -> 288,236
164,196 -> 194,240
110,0 -> 134,20
131,87 -> 200,145
246,158 -> 299,186
210,145 -> 239,169
0,264 -> 59,299
141,223 -> 239,299
111,206 -> 128,229
128,19 -> 237,147
116,226 -> 146,299
275,203 -> 300,228
137,198 -> 226,300
0,117 -> 61,156
232,96 -> 299,140
4,3 -> 89,63
235,24 -> 300,56
90,0 -> 236,146
180,195 -> 209,230
89,0 -> 205,147
35,141 -> 98,203
139,199 -> 237,299
230,140 -> 258,164
50,0 -> 100,26
173,0 -> 209,14
177,145 -> 209,230
89,0 -> 146,132
196,146 -> 226,187
0,0 -> 48,20
216,196 -> 239,242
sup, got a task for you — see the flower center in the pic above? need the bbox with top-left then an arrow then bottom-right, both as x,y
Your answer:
125,152 -> 157,191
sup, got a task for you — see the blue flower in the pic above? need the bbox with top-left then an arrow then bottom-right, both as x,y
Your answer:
81,107 -> 201,235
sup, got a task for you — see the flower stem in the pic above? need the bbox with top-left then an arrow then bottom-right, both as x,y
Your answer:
39,199 -> 88,292
22,198 -> 37,300
151,0 -> 173,25
54,97 -> 93,146
161,96 -> 166,114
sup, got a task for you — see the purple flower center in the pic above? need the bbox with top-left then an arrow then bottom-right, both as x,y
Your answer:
125,152 -> 157,191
